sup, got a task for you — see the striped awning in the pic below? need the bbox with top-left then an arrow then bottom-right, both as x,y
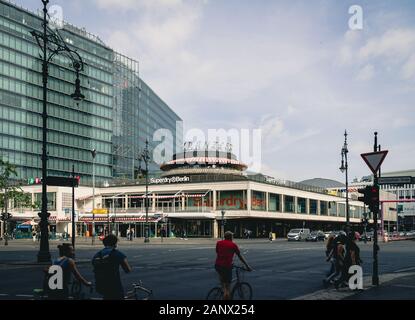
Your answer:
79,217 -> 162,223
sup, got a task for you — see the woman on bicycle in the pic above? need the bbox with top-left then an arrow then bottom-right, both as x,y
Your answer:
215,231 -> 252,300
46,243 -> 92,299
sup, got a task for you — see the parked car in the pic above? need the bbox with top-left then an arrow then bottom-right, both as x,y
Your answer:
324,231 -> 333,239
360,231 -> 373,242
306,230 -> 326,242
406,230 -> 415,237
287,228 -> 310,241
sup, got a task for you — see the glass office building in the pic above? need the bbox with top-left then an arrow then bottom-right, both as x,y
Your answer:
0,1 -> 182,185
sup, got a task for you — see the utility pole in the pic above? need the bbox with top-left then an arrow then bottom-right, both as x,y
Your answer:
72,165 -> 76,250
221,210 -> 226,240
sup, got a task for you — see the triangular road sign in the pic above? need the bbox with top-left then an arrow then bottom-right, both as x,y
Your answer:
361,150 -> 388,174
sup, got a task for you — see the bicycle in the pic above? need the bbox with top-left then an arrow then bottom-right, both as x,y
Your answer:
206,265 -> 253,300
124,281 -> 153,300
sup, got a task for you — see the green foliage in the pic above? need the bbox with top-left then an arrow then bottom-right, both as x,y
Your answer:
0,158 -> 34,211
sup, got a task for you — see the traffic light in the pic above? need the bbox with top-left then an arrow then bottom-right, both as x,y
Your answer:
358,185 -> 379,213
368,185 -> 379,213
358,186 -> 372,205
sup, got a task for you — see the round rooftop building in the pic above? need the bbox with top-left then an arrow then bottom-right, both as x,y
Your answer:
160,150 -> 247,177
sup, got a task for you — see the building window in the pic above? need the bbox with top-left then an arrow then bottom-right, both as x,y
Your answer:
269,193 -> 281,212
251,190 -> 266,211
34,192 -> 56,211
338,203 -> 346,217
297,197 -> 307,214
217,190 -> 246,210
284,195 -> 295,213
310,199 -> 318,215
320,201 -> 328,216
329,202 -> 337,216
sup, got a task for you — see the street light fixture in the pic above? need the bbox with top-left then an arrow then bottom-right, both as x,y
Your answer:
339,130 -> 350,232
138,139 -> 151,243
32,0 -> 85,262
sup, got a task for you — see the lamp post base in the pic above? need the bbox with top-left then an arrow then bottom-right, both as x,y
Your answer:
37,250 -> 51,263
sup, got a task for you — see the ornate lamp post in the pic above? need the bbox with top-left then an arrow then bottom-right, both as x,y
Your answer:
138,139 -> 151,243
339,130 -> 350,232
91,149 -> 97,245
31,0 -> 85,262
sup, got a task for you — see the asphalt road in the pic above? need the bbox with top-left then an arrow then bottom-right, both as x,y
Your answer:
0,238 -> 414,300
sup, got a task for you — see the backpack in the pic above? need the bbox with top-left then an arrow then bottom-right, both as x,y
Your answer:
92,249 -> 118,295
46,258 -> 70,299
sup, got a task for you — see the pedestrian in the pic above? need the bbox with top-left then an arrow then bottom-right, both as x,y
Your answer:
130,228 -> 134,241
126,228 -> 130,241
45,243 -> 92,300
333,232 -> 350,289
269,231 -> 273,242
214,231 -> 252,300
32,230 -> 37,242
92,234 -> 132,300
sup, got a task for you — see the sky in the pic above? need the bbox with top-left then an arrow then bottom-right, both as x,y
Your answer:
17,0 -> 415,182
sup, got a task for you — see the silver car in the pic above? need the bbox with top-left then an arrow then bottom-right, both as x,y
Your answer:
287,228 -> 310,241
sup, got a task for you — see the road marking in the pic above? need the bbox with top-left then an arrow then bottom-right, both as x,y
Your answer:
0,294 -> 9,297
15,295 -> 33,298
196,258 -> 209,260
392,284 -> 415,289
394,267 -> 415,273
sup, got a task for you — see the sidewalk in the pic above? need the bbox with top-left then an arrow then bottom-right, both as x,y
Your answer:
293,270 -> 415,300
345,272 -> 415,300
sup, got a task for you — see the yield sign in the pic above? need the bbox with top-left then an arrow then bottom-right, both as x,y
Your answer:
361,150 -> 388,174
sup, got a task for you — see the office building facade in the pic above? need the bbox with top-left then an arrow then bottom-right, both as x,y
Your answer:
0,0 -> 181,186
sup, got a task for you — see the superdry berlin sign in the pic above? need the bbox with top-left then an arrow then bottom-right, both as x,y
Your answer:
150,176 -> 190,184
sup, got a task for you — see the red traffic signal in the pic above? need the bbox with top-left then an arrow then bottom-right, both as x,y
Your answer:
358,185 -> 379,213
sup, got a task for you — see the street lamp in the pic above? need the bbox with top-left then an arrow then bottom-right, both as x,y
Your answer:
339,130 -> 350,232
221,210 -> 226,240
31,0 -> 85,262
91,149 -> 97,245
138,139 -> 151,243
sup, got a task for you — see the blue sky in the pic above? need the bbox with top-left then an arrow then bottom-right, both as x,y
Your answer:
18,0 -> 415,182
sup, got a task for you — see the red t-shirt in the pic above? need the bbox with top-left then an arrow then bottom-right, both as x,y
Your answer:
215,239 -> 240,268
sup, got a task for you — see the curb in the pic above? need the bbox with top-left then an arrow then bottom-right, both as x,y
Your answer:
291,271 -> 415,300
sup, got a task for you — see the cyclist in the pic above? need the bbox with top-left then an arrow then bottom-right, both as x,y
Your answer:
214,231 -> 252,300
45,243 -> 92,300
92,234 -> 132,300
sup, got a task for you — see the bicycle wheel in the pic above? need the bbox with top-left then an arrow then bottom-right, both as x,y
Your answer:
206,287 -> 223,300
231,282 -> 252,300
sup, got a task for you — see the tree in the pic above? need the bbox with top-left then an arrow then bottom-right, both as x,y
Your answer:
1,158 -> 34,244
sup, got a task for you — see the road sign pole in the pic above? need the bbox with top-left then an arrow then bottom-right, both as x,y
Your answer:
372,132 -> 379,286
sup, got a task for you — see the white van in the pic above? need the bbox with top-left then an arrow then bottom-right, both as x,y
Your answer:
287,228 -> 310,241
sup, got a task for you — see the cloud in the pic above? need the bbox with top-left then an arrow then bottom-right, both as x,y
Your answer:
94,0 -> 184,11
358,28 -> 415,61
401,54 -> 415,79
356,64 -> 375,81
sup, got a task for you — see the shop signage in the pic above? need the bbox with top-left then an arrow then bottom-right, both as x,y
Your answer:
92,208 -> 108,214
150,176 -> 190,184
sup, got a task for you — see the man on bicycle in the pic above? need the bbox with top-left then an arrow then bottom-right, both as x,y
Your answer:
215,231 -> 252,300
92,234 -> 132,299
